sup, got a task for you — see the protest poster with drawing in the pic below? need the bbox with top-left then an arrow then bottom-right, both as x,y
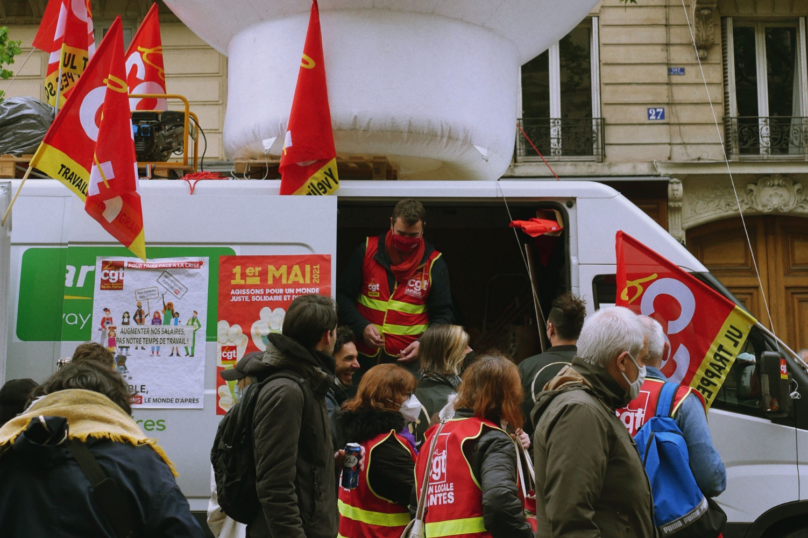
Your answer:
91,257 -> 209,409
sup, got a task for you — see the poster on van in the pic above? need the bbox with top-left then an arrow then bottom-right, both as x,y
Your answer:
216,254 -> 332,414
91,257 -> 209,409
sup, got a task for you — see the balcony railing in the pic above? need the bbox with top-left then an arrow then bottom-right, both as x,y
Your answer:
516,117 -> 604,162
724,116 -> 808,159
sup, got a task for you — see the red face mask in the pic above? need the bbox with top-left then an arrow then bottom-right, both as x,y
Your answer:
391,233 -> 422,253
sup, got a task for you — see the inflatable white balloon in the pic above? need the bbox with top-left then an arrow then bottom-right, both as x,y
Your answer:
163,0 -> 599,181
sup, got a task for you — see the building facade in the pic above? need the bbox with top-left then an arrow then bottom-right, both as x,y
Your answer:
1,0 -> 807,349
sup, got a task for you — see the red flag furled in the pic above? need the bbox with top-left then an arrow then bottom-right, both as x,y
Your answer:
29,18 -> 146,260
85,24 -> 146,260
279,0 -> 339,196
35,0 -> 95,107
615,232 -> 756,408
125,3 -> 168,111
509,218 -> 563,237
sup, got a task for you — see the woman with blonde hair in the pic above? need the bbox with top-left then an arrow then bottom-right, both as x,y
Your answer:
414,324 -> 471,441
415,353 -> 533,538
336,364 -> 419,538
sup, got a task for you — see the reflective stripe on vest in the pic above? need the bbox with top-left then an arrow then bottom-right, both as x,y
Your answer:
425,516 -> 487,537
338,431 -> 416,538
415,417 -> 505,538
354,236 -> 440,357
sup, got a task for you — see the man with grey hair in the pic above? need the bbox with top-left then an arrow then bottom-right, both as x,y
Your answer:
530,306 -> 655,538
615,315 -> 727,498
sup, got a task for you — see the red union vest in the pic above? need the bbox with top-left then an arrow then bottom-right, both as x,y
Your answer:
615,378 -> 705,436
338,430 -> 416,538
355,236 -> 442,358
415,417 -> 506,538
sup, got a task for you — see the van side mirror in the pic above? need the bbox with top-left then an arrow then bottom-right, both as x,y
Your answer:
761,352 -> 793,418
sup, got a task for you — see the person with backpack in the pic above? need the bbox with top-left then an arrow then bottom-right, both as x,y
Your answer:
208,351 -> 266,538
248,294 -> 341,538
0,361 -> 204,537
615,316 -> 727,537
531,306 -> 655,538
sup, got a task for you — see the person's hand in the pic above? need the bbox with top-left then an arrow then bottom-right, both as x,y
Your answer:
398,341 -> 420,363
363,325 -> 384,348
513,428 -> 530,450
335,445 -> 366,471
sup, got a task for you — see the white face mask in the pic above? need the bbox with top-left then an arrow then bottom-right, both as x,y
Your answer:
399,394 -> 422,422
621,354 -> 647,400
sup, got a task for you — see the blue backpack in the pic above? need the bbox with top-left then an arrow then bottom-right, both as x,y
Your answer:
634,382 -> 726,537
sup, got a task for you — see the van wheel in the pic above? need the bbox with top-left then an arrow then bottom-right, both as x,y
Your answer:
762,518 -> 808,538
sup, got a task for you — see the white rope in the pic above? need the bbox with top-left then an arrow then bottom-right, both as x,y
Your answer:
679,0 -> 778,338
2,48 -> 35,98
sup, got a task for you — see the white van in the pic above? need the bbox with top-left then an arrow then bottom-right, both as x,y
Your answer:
1,178 -> 805,538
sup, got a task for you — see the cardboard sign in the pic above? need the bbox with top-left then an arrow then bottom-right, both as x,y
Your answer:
135,286 -> 161,301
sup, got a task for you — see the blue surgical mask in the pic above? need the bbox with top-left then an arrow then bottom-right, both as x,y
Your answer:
234,384 -> 244,402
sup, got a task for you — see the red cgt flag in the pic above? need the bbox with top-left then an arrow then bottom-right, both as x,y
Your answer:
616,231 -> 756,409
85,23 -> 146,261
29,18 -> 146,260
35,0 -> 95,107
125,3 -> 168,111
279,0 -> 339,196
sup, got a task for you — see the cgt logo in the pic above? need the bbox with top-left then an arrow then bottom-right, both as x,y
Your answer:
100,261 -> 125,290
404,277 -> 428,299
617,390 -> 651,436
367,279 -> 380,298
220,345 -> 238,365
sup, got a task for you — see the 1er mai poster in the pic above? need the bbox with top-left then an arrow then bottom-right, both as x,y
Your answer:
216,255 -> 332,414
91,257 -> 209,409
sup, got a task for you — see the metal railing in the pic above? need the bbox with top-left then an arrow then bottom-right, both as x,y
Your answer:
516,117 -> 604,162
724,116 -> 808,159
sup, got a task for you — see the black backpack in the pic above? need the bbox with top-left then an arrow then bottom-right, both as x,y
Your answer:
210,372 -> 304,524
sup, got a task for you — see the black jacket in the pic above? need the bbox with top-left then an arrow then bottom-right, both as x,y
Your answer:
518,344 -> 577,435
413,373 -> 461,444
0,416 -> 203,537
414,409 -> 533,538
337,407 -> 414,508
248,333 -> 337,538
337,233 -> 454,344
326,381 -> 349,451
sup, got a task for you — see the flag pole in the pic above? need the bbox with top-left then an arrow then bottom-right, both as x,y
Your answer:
1,164 -> 34,227
54,54 -> 63,115
754,321 -> 808,371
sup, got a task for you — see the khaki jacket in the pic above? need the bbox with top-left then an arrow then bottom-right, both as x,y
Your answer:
531,358 -> 657,538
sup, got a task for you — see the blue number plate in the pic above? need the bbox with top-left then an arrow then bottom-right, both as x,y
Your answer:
647,108 -> 665,120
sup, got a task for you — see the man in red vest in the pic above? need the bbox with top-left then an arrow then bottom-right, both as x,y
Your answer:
616,315 -> 727,498
337,199 -> 454,373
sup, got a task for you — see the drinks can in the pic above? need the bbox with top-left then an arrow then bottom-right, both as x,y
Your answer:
341,443 -> 361,489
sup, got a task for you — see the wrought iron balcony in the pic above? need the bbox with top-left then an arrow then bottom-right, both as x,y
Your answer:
724,116 -> 808,158
516,117 -> 604,162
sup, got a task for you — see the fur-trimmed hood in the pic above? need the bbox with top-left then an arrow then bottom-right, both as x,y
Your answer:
337,406 -> 405,445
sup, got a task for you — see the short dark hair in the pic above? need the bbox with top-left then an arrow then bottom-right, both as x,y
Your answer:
29,361 -> 133,415
392,199 -> 426,226
282,295 -> 338,350
548,292 -> 587,341
71,342 -> 115,369
334,326 -> 355,355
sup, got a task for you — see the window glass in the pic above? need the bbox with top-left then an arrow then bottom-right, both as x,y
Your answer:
592,274 -> 616,310
521,51 -> 550,118
765,27 -> 798,155
733,26 -> 759,117
559,26 -> 592,121
711,341 -> 763,416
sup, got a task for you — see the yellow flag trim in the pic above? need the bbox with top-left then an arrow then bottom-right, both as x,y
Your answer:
30,142 -> 89,201
690,306 -> 756,409
128,229 -> 147,262
292,158 -> 339,196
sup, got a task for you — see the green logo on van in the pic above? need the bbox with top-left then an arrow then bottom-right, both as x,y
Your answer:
17,246 -> 234,342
